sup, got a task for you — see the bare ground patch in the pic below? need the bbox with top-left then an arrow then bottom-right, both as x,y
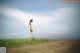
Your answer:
7,40 -> 80,53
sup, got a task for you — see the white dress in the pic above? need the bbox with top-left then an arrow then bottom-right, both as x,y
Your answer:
30,22 -> 33,32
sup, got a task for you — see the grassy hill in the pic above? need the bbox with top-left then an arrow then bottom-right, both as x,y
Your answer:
0,39 -> 80,53
0,38 -> 48,47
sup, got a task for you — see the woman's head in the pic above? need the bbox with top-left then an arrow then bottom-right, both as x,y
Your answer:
30,19 -> 33,23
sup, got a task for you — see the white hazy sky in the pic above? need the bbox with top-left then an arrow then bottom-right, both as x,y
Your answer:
0,0 -> 80,39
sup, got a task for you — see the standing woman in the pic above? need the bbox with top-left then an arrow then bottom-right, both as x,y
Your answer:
29,19 -> 33,40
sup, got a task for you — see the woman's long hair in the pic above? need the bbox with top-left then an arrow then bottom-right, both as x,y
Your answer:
29,19 -> 33,25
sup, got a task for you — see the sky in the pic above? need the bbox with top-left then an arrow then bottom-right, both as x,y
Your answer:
0,0 -> 80,39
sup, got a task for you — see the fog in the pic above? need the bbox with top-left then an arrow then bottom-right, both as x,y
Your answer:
0,5 -> 80,40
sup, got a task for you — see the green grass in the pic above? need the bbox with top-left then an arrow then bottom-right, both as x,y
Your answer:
0,38 -> 48,47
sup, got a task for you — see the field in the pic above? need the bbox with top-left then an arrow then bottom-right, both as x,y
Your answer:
0,39 -> 80,53
0,38 -> 48,47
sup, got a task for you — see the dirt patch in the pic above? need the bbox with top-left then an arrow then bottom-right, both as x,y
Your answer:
7,40 -> 80,53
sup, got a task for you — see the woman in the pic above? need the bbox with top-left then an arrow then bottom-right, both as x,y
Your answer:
29,19 -> 33,39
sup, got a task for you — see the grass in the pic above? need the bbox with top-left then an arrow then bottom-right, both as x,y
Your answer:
0,38 -> 48,47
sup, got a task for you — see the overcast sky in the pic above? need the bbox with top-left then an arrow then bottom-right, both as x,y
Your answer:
0,0 -> 80,39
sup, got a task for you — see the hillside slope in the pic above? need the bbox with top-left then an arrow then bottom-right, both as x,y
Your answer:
7,40 -> 80,53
